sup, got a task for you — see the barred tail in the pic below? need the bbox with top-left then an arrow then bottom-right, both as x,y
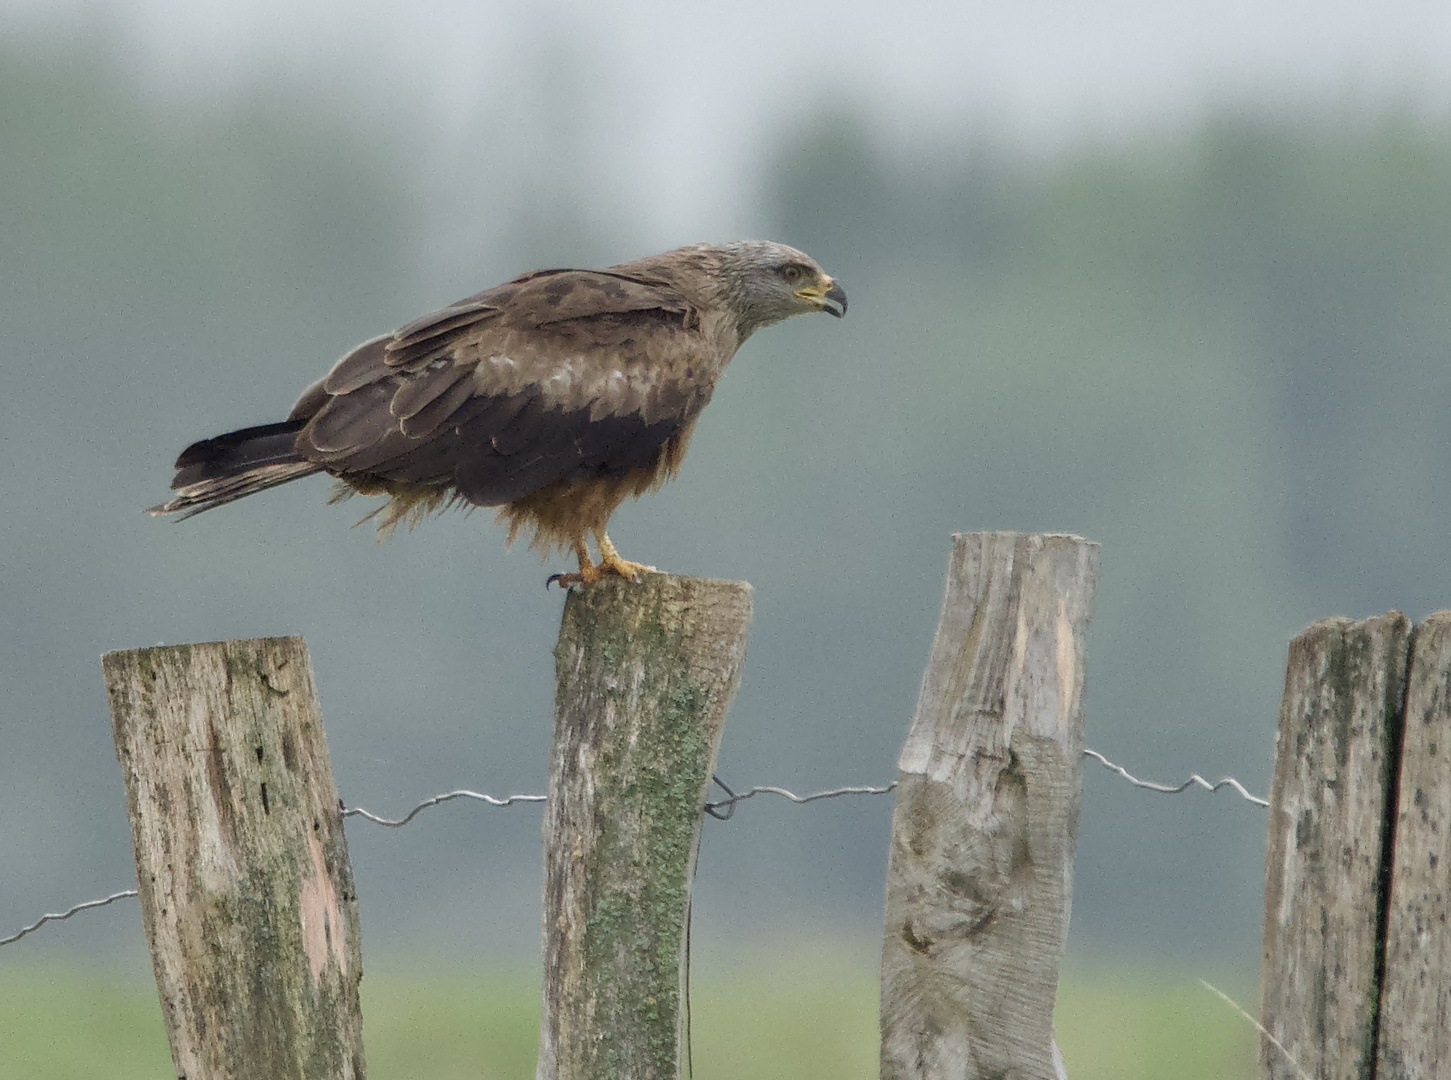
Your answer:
146,420 -> 322,519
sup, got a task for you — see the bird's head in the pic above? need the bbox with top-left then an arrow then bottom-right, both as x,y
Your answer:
707,240 -> 848,339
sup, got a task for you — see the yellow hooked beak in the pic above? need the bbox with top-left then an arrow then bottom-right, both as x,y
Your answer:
795,275 -> 849,317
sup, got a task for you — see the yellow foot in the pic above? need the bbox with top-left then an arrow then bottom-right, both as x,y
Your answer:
594,530 -> 658,583
599,553 -> 657,582
546,559 -> 658,589
547,533 -> 658,588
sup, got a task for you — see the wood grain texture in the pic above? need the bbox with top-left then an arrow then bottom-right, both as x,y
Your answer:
1259,613 -> 1409,1080
880,532 -> 1098,1080
103,637 -> 365,1080
537,574 -> 753,1080
1377,610 -> 1451,1080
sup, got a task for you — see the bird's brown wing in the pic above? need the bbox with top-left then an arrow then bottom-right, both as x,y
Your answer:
293,270 -> 714,507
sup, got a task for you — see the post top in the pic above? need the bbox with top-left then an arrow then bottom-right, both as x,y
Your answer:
951,530 -> 1099,548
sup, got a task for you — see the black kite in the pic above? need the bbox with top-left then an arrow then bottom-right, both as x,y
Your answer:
149,241 -> 847,586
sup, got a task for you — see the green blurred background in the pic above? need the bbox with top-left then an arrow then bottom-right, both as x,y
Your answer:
5,2 -> 1451,1074
1,955 -> 1259,1079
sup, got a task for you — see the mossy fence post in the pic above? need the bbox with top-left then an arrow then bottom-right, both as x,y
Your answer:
880,532 -> 1097,1080
536,573 -> 753,1080
103,635 -> 365,1080
1260,610 -> 1451,1080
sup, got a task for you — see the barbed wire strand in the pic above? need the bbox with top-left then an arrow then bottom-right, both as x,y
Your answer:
704,776 -> 898,820
1083,748 -> 1269,807
0,746 -> 1266,948
0,889 -> 140,947
341,790 -> 546,827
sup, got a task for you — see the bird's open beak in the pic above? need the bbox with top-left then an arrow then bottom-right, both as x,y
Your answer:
797,276 -> 849,318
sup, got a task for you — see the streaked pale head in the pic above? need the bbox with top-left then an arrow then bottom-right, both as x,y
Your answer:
714,240 -> 847,338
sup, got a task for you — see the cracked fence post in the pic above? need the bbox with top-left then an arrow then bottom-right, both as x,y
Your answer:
537,574 -> 753,1080
103,636 -> 365,1080
1378,611 -> 1451,1079
881,532 -> 1097,1080
1257,614 -> 1409,1080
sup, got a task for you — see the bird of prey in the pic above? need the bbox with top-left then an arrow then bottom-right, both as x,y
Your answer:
149,241 -> 847,586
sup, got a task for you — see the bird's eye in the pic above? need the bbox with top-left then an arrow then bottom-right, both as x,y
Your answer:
781,264 -> 804,283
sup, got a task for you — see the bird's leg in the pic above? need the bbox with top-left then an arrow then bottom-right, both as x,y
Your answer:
595,530 -> 657,582
546,537 -> 604,589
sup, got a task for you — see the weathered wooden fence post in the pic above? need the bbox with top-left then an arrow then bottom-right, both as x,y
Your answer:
1377,611 -> 1451,1079
880,532 -> 1098,1080
1260,609 -> 1451,1080
103,636 -> 365,1080
1258,614 -> 1408,1080
537,574 -> 753,1080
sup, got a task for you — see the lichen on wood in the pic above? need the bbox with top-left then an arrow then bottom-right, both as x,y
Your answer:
104,636 -> 365,1080
537,574 -> 753,1080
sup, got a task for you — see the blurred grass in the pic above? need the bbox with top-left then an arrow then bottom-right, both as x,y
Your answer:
0,955 -> 1256,1078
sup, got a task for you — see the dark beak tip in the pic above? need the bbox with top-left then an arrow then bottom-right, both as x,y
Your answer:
823,283 -> 848,318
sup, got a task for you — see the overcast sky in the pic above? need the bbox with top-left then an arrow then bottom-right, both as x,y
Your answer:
5,0 -> 1451,241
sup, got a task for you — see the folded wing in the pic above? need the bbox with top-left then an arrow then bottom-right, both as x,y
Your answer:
295,269 -> 713,508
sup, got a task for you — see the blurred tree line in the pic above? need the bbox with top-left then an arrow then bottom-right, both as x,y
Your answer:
5,37 -> 1451,974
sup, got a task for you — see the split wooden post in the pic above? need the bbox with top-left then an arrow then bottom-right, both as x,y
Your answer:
536,574 -> 753,1080
1258,614 -> 1410,1080
880,532 -> 1098,1080
1378,611 -> 1451,1078
103,636 -> 365,1080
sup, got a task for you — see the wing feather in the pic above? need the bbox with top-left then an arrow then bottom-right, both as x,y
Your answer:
322,334 -> 393,395
308,381 -> 395,453
386,301 -> 498,370
391,299 -> 496,348
392,364 -> 472,425
296,269 -> 721,510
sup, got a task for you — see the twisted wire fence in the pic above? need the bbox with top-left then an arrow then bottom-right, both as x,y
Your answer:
1,745 -> 1264,948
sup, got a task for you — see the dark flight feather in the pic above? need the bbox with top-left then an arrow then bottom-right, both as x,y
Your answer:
397,369 -> 479,438
390,363 -> 472,423
148,420 -> 321,517
172,420 -> 305,481
323,334 -> 393,395
306,381 -> 396,454
162,462 -> 321,520
386,302 -> 498,370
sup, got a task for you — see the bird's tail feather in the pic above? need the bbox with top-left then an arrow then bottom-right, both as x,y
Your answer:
147,420 -> 322,519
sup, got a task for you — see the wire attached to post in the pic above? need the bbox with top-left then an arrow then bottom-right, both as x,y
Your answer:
1,747 -> 1268,949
